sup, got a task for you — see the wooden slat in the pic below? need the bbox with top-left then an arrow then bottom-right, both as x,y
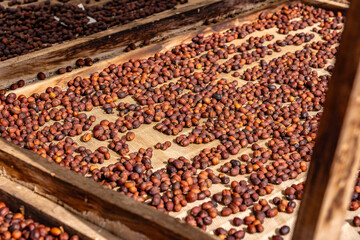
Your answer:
0,138 -> 217,240
301,0 -> 350,9
10,0 -> 289,97
0,177 -> 122,240
292,0 -> 360,239
0,0 -> 283,89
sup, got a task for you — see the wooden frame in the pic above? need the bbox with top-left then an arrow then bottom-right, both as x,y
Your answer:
0,176 -> 120,240
293,0 -> 360,239
0,0 -> 282,89
9,0 -> 289,97
0,138 -> 216,240
302,0 -> 350,9
0,0 -> 358,240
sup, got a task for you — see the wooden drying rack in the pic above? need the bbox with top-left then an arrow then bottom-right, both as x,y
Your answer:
0,0 -> 282,89
0,0 -> 358,239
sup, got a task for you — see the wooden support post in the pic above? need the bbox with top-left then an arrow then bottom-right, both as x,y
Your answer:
292,0 -> 360,239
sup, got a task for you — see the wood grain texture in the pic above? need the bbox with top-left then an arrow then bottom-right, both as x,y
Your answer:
11,0 -> 289,97
0,177 -> 121,240
293,0 -> 360,239
0,138 -> 217,240
0,0 -> 283,89
302,0 -> 350,9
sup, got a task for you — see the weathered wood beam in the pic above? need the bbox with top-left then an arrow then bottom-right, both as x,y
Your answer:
0,138 -> 216,240
293,0 -> 360,239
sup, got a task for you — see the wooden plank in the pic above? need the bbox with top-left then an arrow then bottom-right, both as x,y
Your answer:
301,0 -> 350,9
292,0 -> 360,239
10,0 -> 289,96
0,0 -> 283,89
0,138 -> 217,240
0,177 -> 122,240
